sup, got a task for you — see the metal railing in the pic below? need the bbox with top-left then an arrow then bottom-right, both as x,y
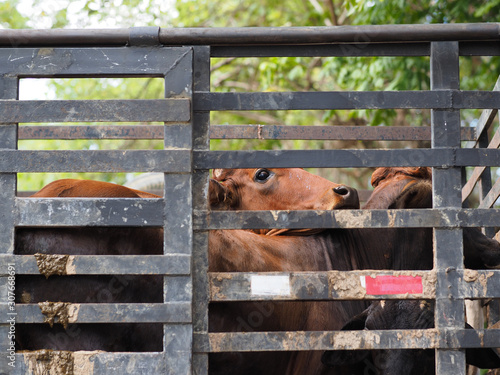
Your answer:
0,24 -> 499,374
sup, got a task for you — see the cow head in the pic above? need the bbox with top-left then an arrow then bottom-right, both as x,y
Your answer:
209,168 -> 359,211
322,300 -> 500,373
363,167 -> 432,209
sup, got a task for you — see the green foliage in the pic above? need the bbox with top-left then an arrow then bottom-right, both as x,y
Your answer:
0,0 -> 28,28
5,0 -> 500,191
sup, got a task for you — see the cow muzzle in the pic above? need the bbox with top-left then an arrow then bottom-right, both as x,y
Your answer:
332,185 -> 359,209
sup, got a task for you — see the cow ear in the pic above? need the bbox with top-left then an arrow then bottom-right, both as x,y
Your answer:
321,309 -> 371,367
390,180 -> 432,209
209,179 -> 229,209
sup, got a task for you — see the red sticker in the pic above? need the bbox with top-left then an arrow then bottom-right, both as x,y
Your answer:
364,275 -> 423,295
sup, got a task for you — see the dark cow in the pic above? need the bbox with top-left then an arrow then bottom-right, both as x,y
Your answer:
16,168 -> 500,374
321,167 -> 500,374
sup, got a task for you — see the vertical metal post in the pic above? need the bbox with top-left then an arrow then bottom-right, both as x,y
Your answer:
0,76 -> 18,374
163,48 -> 194,375
431,41 -> 466,375
191,45 -> 211,375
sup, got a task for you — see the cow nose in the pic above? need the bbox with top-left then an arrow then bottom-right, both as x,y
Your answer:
333,185 -> 359,208
334,186 -> 350,196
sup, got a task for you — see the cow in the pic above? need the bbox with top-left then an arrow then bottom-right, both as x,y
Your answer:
15,168 -> 357,356
16,168 -> 500,374
321,167 -> 500,374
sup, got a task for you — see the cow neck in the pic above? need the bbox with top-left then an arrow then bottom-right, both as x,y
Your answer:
324,228 -> 393,271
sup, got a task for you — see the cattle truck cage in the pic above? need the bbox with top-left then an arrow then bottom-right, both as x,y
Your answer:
0,24 -> 500,374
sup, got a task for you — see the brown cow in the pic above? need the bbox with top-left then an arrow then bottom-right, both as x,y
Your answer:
16,168 -> 500,374
16,168 -> 358,360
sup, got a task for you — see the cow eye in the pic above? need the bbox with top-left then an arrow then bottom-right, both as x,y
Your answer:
255,169 -> 272,182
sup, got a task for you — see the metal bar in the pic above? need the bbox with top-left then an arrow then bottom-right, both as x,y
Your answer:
478,177 -> 500,208
191,45 -> 211,375
4,254 -> 190,275
0,99 -> 190,123
209,270 -> 500,301
194,329 -> 500,353
19,125 -> 166,140
162,45 -> 194,375
0,75 -> 18,356
210,270 -> 437,301
211,43 -> 431,57
159,24 -> 500,45
194,208 -> 500,230
0,46 -> 192,77
431,41 -> 466,375
1,24 -> 500,47
194,148 -> 500,169
0,149 -> 191,173
16,198 -> 163,227
17,124 -> 477,141
462,126 -> 500,202
194,90 -> 500,111
463,75 -> 500,149
460,41 -> 500,56
5,303 -> 191,324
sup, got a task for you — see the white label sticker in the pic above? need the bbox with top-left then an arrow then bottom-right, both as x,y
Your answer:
250,275 -> 291,296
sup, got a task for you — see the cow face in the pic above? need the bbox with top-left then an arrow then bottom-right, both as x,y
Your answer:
209,168 -> 359,211
363,167 -> 433,210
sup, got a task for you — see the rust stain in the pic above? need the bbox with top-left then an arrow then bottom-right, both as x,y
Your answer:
34,253 -> 70,278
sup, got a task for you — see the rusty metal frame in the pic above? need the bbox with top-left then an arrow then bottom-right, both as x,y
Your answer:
0,25 -> 500,375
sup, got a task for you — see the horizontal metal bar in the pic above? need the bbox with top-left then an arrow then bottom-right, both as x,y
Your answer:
194,208 -> 500,230
15,352 -> 167,375
18,124 -> 477,141
0,150 -> 191,173
460,41 -> 500,56
210,271 -> 436,301
1,24 -> 499,47
0,99 -> 190,123
0,47 -> 192,76
209,270 -> 500,301
16,198 -> 163,227
213,42 -> 500,58
3,302 -> 190,324
194,328 -> 500,352
194,148 -> 500,169
161,24 -> 500,45
194,91 -> 500,111
194,91 -> 446,111
211,43 -> 431,57
19,125 -> 165,140
1,254 -> 190,275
